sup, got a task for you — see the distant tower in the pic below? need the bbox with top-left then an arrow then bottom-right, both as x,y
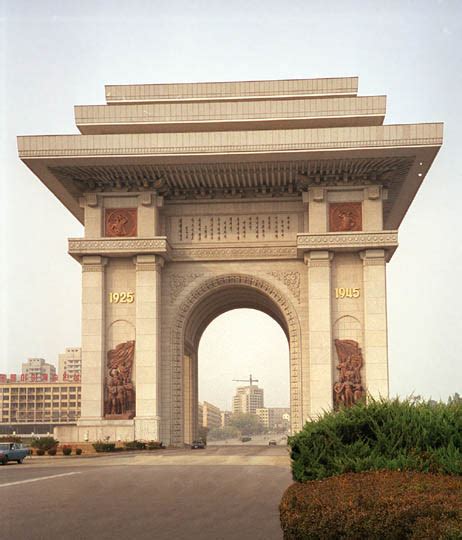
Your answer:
232,375 -> 264,415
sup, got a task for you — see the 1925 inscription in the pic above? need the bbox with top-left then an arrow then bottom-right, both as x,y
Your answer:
109,292 -> 135,304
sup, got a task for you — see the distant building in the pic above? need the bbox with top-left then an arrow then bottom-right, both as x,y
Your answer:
0,376 -> 81,434
198,403 -> 203,426
21,358 -> 56,380
256,407 -> 290,430
199,401 -> 221,430
58,347 -> 82,381
220,411 -> 232,428
232,385 -> 264,415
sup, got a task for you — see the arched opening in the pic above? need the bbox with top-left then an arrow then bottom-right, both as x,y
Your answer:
198,308 -> 289,443
169,274 -> 302,446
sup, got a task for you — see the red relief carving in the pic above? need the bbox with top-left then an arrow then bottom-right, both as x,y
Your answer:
104,340 -> 136,419
333,339 -> 365,409
329,203 -> 362,232
105,208 -> 137,237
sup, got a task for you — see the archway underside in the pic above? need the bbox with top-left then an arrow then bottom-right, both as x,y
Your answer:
171,275 -> 302,446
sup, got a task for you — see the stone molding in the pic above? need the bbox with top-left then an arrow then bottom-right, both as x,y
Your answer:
169,274 -> 303,445
69,237 -> 170,259
297,231 -> 398,260
171,245 -> 298,261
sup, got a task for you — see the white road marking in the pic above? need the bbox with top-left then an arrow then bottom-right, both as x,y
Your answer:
0,471 -> 81,488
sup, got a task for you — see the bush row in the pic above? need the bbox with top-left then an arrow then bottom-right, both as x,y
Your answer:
280,471 -> 462,539
289,398 -> 462,482
92,440 -> 164,452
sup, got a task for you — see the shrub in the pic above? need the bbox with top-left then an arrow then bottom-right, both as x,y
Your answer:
124,440 -> 146,451
62,446 -> 72,456
289,398 -> 462,482
0,436 -> 22,443
92,441 -> 116,453
280,471 -> 462,539
47,448 -> 57,456
75,448 -> 82,455
31,436 -> 59,453
147,441 -> 162,450
36,449 -> 45,456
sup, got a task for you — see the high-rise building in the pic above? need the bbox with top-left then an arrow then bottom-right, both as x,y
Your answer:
256,407 -> 290,430
0,376 -> 81,434
232,385 -> 264,415
21,358 -> 56,380
58,347 -> 82,381
220,411 -> 232,428
201,401 -> 221,429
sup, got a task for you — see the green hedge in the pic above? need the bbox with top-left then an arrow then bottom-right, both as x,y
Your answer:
289,398 -> 462,482
280,471 -> 462,539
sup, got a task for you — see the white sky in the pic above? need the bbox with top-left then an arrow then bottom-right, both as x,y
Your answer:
1,0 -> 461,411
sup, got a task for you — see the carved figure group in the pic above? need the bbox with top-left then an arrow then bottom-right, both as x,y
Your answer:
104,340 -> 136,418
333,339 -> 365,408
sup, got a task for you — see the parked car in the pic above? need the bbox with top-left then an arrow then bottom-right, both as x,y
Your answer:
191,440 -> 206,449
0,443 -> 29,464
240,436 -> 252,443
268,439 -> 277,446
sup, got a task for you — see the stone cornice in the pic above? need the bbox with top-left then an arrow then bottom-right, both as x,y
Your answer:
68,237 -> 171,260
18,123 -> 442,159
297,230 -> 398,260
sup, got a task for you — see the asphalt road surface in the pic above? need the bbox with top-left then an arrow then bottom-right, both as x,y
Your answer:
1,446 -> 292,540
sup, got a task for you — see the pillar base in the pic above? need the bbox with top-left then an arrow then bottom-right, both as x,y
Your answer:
134,416 -> 161,442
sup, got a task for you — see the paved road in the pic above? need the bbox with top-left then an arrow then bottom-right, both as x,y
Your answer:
1,446 -> 292,540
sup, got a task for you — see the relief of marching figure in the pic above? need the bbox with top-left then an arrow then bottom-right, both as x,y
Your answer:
104,340 -> 136,419
333,339 -> 365,408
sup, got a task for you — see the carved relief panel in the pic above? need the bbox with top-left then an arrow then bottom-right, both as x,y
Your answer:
104,340 -> 136,419
333,339 -> 365,409
329,203 -> 362,232
105,208 -> 137,237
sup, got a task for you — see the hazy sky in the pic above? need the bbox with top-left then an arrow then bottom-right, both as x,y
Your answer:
1,0 -> 461,411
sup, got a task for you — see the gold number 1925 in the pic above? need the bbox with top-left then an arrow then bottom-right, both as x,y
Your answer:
109,292 -> 135,304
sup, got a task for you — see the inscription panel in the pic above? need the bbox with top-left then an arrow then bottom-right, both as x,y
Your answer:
169,213 -> 300,244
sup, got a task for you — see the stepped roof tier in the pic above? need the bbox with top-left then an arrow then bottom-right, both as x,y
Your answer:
18,76 -> 442,228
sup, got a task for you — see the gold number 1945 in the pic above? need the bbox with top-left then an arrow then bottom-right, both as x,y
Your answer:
335,287 -> 360,299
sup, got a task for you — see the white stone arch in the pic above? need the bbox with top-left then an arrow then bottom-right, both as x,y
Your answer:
169,273 -> 303,445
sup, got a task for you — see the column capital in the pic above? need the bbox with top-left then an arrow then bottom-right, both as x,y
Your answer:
81,255 -> 108,271
360,249 -> 386,265
134,254 -> 165,271
304,250 -> 334,267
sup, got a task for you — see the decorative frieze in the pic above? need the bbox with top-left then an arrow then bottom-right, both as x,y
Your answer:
69,237 -> 170,258
171,245 -> 298,261
169,273 -> 204,302
269,271 -> 301,302
297,231 -> 398,260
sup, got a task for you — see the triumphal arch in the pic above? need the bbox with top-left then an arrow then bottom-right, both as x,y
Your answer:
18,77 -> 442,445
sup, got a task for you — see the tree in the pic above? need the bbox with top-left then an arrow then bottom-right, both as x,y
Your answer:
229,413 -> 264,436
208,426 -> 239,441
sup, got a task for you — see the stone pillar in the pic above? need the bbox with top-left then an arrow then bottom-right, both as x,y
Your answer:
361,249 -> 389,398
134,254 -> 163,441
80,255 -> 107,421
305,250 -> 334,418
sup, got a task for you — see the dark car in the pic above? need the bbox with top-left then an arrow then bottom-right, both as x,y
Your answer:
191,440 -> 206,449
268,439 -> 277,446
240,436 -> 252,443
